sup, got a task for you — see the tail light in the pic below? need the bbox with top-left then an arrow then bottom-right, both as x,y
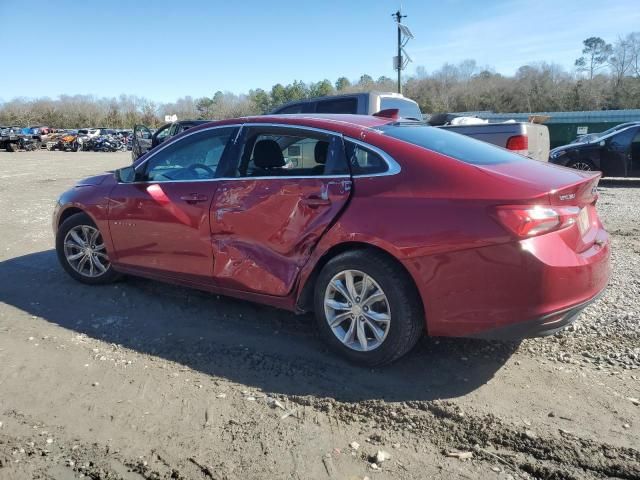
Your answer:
495,205 -> 580,238
506,135 -> 528,152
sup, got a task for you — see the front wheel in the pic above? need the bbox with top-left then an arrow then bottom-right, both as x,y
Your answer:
56,213 -> 121,285
313,250 -> 424,366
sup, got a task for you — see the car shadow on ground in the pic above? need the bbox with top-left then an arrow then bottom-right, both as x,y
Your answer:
0,250 -> 518,403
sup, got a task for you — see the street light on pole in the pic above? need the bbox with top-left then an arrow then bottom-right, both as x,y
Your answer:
392,9 -> 414,94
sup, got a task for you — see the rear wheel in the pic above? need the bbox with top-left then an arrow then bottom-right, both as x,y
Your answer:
314,250 -> 424,366
567,159 -> 595,171
56,213 -> 121,285
6,142 -> 19,152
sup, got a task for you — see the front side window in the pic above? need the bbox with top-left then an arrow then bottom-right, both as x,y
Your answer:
234,127 -> 349,177
608,127 -> 640,149
141,127 -> 236,182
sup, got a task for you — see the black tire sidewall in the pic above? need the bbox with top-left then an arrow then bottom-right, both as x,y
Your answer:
55,213 -> 120,285
313,250 -> 423,367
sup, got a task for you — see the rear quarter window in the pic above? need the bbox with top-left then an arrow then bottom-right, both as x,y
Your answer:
344,141 -> 388,175
377,125 -> 526,165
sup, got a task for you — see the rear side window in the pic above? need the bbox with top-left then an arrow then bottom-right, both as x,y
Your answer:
234,127 -> 349,177
377,125 -> 526,165
344,141 -> 388,175
316,98 -> 357,114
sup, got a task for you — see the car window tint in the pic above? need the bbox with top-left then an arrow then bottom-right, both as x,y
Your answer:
316,98 -> 357,114
344,141 -> 388,175
143,127 -> 236,182
236,128 -> 348,177
377,124 -> 526,165
609,127 -> 640,148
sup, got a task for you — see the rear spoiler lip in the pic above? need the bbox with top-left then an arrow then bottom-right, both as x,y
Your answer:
547,172 -> 601,206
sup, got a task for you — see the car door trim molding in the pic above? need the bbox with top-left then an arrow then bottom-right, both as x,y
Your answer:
123,122 -> 400,185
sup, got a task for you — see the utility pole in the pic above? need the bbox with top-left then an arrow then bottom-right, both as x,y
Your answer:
393,10 -> 405,94
392,9 -> 413,95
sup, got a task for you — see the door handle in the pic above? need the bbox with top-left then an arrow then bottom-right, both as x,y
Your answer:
180,193 -> 208,204
301,194 -> 331,207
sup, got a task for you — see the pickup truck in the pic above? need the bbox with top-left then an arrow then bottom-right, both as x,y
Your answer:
131,120 -> 211,160
434,118 -> 550,162
271,93 -> 550,162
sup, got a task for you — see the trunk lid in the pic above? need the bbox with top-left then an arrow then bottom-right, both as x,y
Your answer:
480,160 -> 602,252
478,158 -> 600,206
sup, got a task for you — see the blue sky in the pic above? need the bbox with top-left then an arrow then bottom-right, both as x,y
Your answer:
1,0 -> 639,103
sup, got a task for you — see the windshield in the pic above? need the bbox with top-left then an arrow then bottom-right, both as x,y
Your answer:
376,124 -> 526,165
379,96 -> 423,121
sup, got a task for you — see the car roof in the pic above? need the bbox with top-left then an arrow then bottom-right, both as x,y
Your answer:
191,114 -> 394,136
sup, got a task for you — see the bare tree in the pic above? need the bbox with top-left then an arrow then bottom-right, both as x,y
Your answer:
575,37 -> 612,80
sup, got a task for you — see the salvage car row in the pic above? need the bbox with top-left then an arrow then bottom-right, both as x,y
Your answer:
0,126 -> 134,152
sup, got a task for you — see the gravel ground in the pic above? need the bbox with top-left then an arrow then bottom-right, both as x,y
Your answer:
0,151 -> 638,480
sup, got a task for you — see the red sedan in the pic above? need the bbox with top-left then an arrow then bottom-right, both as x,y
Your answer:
53,114 -> 610,366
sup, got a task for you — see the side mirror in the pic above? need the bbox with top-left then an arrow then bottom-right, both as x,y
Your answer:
115,166 -> 137,183
599,140 -> 606,147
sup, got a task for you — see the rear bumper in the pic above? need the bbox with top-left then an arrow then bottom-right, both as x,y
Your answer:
407,227 -> 611,338
470,291 -> 603,340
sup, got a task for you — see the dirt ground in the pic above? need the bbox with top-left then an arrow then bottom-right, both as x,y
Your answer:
0,150 -> 638,480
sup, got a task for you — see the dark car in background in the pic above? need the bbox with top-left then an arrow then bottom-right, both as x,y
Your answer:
550,123 -> 640,177
570,121 -> 640,145
132,120 -> 211,160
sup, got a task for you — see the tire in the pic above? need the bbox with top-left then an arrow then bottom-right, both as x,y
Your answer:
313,249 -> 424,366
567,159 -> 596,171
56,213 -> 121,285
6,142 -> 19,152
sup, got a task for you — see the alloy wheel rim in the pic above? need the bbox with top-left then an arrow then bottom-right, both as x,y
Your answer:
324,269 -> 391,352
63,225 -> 110,277
572,162 -> 593,171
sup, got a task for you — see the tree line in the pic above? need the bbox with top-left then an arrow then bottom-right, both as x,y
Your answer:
1,33 -> 639,128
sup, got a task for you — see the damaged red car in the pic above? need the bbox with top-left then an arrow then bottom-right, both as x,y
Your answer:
53,114 -> 610,366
